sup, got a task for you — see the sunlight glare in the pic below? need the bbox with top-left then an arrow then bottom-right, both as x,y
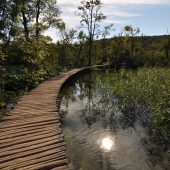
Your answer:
100,137 -> 115,152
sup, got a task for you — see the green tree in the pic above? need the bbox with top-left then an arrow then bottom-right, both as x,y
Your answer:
100,24 -> 114,63
123,25 -> 140,58
77,0 -> 106,66
0,46 -> 5,74
20,37 -> 51,71
0,0 -> 18,42
57,24 -> 77,68
76,31 -> 87,67
33,0 -> 62,39
10,0 -> 62,41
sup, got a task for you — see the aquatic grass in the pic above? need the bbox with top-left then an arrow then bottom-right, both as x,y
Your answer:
104,67 -> 170,131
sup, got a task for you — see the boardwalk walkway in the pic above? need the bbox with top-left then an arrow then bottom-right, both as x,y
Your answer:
0,68 -> 86,170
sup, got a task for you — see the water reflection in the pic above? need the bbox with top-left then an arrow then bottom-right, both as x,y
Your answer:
99,137 -> 115,152
60,69 -> 168,170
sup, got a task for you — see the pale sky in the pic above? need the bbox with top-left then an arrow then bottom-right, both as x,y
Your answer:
45,0 -> 170,42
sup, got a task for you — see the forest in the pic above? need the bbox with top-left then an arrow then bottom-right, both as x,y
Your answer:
0,0 -> 170,139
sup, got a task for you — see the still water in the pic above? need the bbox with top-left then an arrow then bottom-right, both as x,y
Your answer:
60,69 -> 168,170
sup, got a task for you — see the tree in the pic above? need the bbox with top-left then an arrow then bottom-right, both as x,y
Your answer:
77,0 -> 106,66
76,30 -> 86,66
100,24 -> 114,63
20,37 -> 51,71
18,0 -> 32,41
123,25 -> 140,58
57,24 -> 77,68
9,0 -> 62,41
0,46 -> 5,74
0,0 -> 9,41
4,0 -> 64,73
0,0 -> 18,42
33,0 -> 62,39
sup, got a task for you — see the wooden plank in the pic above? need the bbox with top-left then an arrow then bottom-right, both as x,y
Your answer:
0,144 -> 66,166
0,136 -> 60,153
0,120 -> 59,131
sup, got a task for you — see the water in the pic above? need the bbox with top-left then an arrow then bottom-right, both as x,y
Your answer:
60,69 -> 169,170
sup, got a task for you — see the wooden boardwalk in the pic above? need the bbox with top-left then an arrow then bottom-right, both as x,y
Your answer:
0,68 -> 86,170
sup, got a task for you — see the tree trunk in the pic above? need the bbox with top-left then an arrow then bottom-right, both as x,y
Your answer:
101,39 -> 107,63
77,43 -> 83,67
35,0 -> 40,38
88,37 -> 92,66
21,11 -> 29,41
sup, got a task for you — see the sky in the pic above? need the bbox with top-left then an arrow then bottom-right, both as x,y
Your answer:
45,0 -> 170,42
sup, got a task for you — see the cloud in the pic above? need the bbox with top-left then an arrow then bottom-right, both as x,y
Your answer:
104,19 -> 125,24
57,0 -> 80,6
45,0 -> 169,41
57,0 -> 143,28
58,0 -> 170,5
103,10 -> 141,17
44,28 -> 59,42
60,16 -> 81,28
102,0 -> 170,5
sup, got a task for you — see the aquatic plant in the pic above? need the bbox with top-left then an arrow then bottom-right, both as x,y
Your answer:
104,67 -> 170,131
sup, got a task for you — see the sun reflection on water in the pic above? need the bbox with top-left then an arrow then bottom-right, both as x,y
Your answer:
98,136 -> 115,152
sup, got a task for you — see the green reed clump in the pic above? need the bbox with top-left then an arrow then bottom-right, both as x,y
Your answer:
105,67 -> 170,130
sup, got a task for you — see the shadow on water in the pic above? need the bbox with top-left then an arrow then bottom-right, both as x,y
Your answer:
59,69 -> 170,170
